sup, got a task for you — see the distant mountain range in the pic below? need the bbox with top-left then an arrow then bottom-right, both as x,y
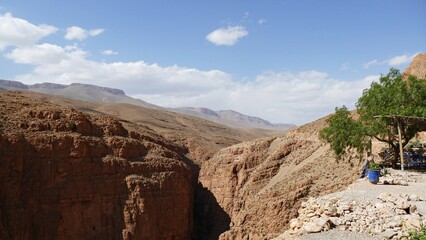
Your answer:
0,79 -> 295,131
173,107 -> 295,131
0,80 -> 157,109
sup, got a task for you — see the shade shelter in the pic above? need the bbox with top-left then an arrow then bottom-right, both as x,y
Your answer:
374,115 -> 426,170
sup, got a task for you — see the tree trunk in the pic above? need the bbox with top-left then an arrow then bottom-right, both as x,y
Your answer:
392,144 -> 399,169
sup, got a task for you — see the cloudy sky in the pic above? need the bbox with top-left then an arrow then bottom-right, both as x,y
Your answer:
0,1 -> 425,125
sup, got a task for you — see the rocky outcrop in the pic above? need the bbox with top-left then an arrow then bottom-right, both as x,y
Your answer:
95,103 -> 264,164
403,53 -> 426,80
199,116 -> 363,239
0,91 -> 192,240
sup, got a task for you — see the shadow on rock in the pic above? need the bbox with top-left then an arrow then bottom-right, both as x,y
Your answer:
181,156 -> 230,240
193,182 -> 231,240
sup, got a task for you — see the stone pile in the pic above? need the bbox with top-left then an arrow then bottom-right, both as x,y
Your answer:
286,192 -> 425,239
379,170 -> 419,186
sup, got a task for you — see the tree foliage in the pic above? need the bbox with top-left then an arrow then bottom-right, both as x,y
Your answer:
357,69 -> 426,146
320,106 -> 369,160
321,68 -> 426,166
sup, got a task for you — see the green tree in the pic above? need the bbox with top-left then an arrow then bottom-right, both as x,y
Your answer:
320,106 -> 370,160
321,68 -> 426,167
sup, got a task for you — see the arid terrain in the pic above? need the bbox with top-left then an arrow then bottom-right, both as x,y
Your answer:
199,115 -> 363,239
0,91 -> 193,239
0,90 -> 273,239
403,53 -> 426,80
0,90 -> 363,240
0,80 -> 294,132
0,53 -> 425,239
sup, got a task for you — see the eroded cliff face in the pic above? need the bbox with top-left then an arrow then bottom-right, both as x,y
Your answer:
199,116 -> 363,239
403,53 -> 426,80
0,91 -> 192,240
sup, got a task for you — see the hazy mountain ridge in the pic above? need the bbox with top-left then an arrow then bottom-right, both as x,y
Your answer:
0,80 -> 295,131
0,80 -> 157,108
0,79 -> 29,89
175,107 -> 296,131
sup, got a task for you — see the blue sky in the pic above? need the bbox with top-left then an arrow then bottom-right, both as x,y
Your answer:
0,1 -> 425,124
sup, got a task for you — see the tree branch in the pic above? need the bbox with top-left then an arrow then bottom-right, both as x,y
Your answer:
373,135 -> 393,145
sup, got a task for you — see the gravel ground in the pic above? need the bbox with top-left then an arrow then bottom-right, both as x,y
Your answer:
297,229 -> 381,240
292,169 -> 426,240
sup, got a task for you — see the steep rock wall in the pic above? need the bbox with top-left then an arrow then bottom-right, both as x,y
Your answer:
0,92 -> 192,240
199,117 -> 363,239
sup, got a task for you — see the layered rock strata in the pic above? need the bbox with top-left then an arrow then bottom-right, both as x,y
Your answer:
0,91 -> 192,240
200,117 -> 363,239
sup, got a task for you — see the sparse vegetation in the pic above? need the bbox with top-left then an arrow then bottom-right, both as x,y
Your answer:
380,167 -> 389,176
321,69 -> 426,167
368,162 -> 380,171
68,121 -> 77,132
409,225 -> 426,240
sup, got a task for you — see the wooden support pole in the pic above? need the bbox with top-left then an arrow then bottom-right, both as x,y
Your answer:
397,119 -> 404,171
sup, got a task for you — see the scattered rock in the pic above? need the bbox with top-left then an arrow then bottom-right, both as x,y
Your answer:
284,191 -> 425,239
302,222 -> 323,233
395,199 -> 411,210
381,229 -> 397,239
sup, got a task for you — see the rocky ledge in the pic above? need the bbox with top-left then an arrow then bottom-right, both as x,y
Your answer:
275,170 -> 426,240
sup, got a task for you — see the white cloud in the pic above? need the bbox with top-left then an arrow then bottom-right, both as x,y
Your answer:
363,59 -> 380,69
9,42 -> 376,124
64,26 -> 104,41
206,25 -> 248,46
89,28 -> 104,36
387,53 -> 417,66
10,43 -> 233,97
134,71 -> 377,124
258,19 -> 266,25
0,12 -> 57,51
102,49 -> 118,55
3,12 -> 379,125
363,53 -> 418,69
6,43 -> 68,64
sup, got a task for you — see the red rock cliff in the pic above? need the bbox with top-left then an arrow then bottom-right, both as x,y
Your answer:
0,91 -> 193,240
200,116 -> 362,239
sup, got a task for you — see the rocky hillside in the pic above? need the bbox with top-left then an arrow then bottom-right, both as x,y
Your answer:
0,80 -> 295,131
0,90 -> 269,239
199,116 -> 364,239
196,53 -> 426,239
0,91 -> 193,239
94,103 -> 265,164
403,53 -> 426,80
